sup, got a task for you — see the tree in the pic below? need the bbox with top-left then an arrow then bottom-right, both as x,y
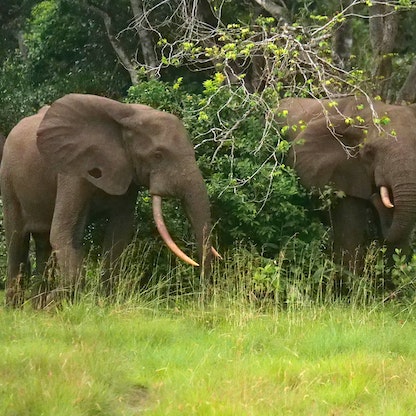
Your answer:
0,0 -> 132,131
1,0 -> 416,273
397,59 -> 416,103
369,1 -> 399,100
0,0 -> 38,57
332,0 -> 354,70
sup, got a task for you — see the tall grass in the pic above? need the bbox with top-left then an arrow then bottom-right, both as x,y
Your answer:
9,235 -> 416,313
2,241 -> 416,414
75,238 -> 416,312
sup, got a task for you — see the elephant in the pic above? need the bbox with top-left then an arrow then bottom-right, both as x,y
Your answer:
277,95 -> 416,273
1,93 -> 216,307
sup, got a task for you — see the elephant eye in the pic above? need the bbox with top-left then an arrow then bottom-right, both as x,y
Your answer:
153,150 -> 163,161
88,168 -> 102,179
123,129 -> 134,140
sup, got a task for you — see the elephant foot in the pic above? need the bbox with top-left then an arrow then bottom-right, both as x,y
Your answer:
5,276 -> 25,308
40,288 -> 75,309
5,288 -> 25,308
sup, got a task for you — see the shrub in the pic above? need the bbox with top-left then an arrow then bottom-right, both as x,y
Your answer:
126,77 -> 324,258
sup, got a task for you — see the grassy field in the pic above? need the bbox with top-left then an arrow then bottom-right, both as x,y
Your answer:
1,289 -> 416,415
1,245 -> 416,415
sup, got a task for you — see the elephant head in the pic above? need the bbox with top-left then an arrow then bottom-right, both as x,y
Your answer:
278,96 -> 416,257
36,94 -> 214,268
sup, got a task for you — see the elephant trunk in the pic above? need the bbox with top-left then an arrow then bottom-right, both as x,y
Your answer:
182,170 -> 214,276
386,182 -> 416,253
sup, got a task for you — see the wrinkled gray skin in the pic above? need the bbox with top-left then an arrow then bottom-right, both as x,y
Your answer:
278,96 -> 416,272
1,94 -> 213,307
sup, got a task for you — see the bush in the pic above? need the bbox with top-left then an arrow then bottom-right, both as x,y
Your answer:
126,77 -> 324,258
0,0 -> 129,134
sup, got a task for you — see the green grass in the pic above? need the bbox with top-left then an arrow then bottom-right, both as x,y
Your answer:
2,244 -> 416,415
2,297 -> 416,415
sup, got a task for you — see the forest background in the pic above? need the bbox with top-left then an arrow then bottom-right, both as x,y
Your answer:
1,0 -> 416,297
4,3 -> 416,414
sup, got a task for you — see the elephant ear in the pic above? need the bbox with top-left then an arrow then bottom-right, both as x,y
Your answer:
288,115 -> 373,199
37,94 -> 134,195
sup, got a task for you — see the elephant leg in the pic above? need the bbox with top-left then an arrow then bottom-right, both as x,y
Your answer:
48,175 -> 91,301
2,195 -> 31,307
330,196 -> 373,272
31,232 -> 53,308
100,187 -> 138,294
4,229 -> 30,308
371,193 -> 394,240
33,232 -> 53,276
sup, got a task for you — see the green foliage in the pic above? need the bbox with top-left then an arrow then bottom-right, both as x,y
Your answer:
24,0 -> 127,89
126,79 -> 186,115
251,239 -> 335,304
1,0 -> 416,296
389,249 -> 416,294
0,0 -> 129,133
126,78 -> 323,257
0,57 -> 40,131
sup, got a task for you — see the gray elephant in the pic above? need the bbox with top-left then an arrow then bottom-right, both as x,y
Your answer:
277,95 -> 416,272
1,94 -> 216,307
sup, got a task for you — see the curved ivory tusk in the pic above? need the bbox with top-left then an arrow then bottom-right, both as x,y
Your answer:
211,247 -> 223,260
380,186 -> 394,208
152,195 -> 199,267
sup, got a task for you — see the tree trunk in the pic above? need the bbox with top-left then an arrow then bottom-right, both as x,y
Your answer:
369,2 -> 399,100
396,58 -> 416,104
85,2 -> 139,85
16,30 -> 28,60
332,0 -> 353,70
130,0 -> 159,79
251,0 -> 288,21
196,0 -> 220,28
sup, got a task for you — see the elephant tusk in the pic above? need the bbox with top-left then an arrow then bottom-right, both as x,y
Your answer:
152,195 -> 199,267
380,186 -> 394,208
211,247 -> 223,260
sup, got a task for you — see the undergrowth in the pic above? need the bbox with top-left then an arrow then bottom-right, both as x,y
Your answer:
19,238 -> 416,313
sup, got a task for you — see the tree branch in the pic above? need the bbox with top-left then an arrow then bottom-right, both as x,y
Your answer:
251,0 -> 288,21
82,1 -> 139,85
